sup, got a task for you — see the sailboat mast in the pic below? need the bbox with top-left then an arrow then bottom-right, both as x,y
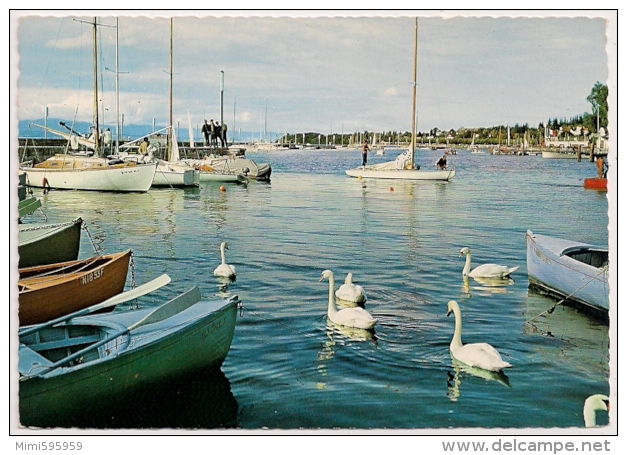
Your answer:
92,17 -> 100,155
169,18 -> 173,159
115,17 -> 120,153
410,17 -> 418,168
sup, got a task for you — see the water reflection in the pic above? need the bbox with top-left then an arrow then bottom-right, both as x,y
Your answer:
446,356 -> 511,402
20,366 -> 239,429
317,320 -> 377,379
523,290 -> 610,381
462,276 -> 516,297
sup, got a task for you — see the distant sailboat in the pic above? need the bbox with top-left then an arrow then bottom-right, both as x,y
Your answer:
345,18 -> 455,181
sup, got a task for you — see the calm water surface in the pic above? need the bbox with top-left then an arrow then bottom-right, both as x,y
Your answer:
16,148 -> 613,430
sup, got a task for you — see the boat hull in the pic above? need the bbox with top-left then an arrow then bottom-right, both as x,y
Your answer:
583,177 -> 607,191
18,250 -> 131,326
198,170 -> 247,183
18,218 -> 83,269
18,294 -> 238,426
346,167 -> 456,181
541,151 -> 579,159
525,230 -> 609,318
20,159 -> 157,192
152,166 -> 200,187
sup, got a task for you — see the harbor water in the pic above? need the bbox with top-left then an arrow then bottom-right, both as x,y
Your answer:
14,148 -> 613,430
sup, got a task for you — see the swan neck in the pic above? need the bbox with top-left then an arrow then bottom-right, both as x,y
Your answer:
583,407 -> 596,427
451,306 -> 463,349
220,245 -> 227,265
327,275 -> 337,316
462,253 -> 471,276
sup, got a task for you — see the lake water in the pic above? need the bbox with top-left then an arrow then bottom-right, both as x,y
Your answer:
14,148 -> 614,431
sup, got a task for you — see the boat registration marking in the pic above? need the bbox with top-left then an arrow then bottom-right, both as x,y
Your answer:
201,315 -> 227,339
121,169 -> 140,175
81,268 -> 104,285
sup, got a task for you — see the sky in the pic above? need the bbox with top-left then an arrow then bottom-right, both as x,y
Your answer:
11,10 -> 615,140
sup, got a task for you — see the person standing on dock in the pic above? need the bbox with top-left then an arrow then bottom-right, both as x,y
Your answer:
215,121 -> 224,148
202,120 -> 210,146
221,122 -> 228,148
210,120 -> 218,148
362,141 -> 370,166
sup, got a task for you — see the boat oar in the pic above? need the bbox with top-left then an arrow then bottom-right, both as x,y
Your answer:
19,274 -> 171,338
21,286 -> 227,380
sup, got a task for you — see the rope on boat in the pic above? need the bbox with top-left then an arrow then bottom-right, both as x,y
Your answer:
525,265 -> 609,325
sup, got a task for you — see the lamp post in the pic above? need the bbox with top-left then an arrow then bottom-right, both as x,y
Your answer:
220,71 -> 224,127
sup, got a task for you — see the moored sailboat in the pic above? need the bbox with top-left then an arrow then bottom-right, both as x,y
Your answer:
19,17 -> 156,193
345,18 -> 456,182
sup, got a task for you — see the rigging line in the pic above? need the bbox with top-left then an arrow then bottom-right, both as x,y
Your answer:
30,17 -> 66,118
524,265 -> 608,325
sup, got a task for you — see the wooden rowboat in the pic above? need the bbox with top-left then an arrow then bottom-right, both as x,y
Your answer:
525,230 -> 609,320
18,250 -> 132,326
18,286 -> 239,427
18,218 -> 83,269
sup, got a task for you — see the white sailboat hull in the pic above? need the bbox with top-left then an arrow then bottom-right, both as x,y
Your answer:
21,160 -> 157,192
346,166 -> 455,181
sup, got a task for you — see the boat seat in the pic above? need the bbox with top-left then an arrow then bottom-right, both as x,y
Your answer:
18,344 -> 54,375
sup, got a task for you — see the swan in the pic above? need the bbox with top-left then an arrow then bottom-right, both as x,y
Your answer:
583,394 -> 609,427
459,247 -> 519,278
334,273 -> 367,304
213,241 -> 236,279
319,270 -> 377,330
446,300 -> 512,372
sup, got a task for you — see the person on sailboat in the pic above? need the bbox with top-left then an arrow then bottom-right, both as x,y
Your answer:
362,142 -> 370,167
202,120 -> 211,146
139,137 -> 150,156
436,154 -> 448,170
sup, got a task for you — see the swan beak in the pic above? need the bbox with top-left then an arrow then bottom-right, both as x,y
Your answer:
446,309 -> 452,317
318,276 -> 324,282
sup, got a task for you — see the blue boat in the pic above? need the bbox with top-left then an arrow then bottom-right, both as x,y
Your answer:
525,230 -> 609,319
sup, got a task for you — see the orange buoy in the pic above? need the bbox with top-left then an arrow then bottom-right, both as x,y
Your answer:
583,177 -> 607,191
219,185 -> 226,192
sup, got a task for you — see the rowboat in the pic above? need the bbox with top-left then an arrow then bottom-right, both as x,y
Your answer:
18,218 -> 83,269
525,230 -> 609,319
18,286 -> 239,427
583,177 -> 607,191
18,250 -> 132,326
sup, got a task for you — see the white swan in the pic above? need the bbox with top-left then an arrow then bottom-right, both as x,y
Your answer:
583,394 -> 609,427
459,247 -> 519,278
446,300 -> 512,372
319,270 -> 377,330
213,241 -> 236,279
334,273 -> 367,304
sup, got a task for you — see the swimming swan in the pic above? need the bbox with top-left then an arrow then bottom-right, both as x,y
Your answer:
213,242 -> 236,279
319,270 -> 377,330
459,247 -> 519,278
334,273 -> 367,303
446,300 -> 512,372
583,394 -> 610,427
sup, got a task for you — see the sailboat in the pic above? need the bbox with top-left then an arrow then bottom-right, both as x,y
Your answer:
161,19 -> 247,184
108,18 -> 199,189
20,17 -> 157,193
345,18 -> 455,182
